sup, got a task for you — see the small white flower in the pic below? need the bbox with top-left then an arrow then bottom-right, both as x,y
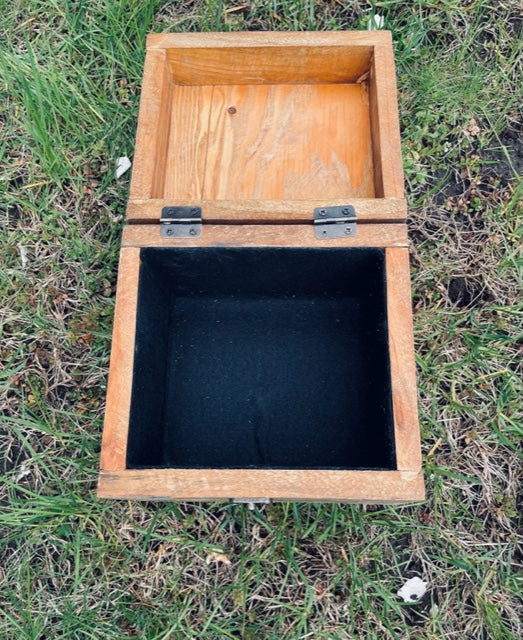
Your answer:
115,156 -> 131,179
397,576 -> 428,602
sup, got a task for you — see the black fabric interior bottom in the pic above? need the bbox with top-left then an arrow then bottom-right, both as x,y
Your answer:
126,247 -> 396,470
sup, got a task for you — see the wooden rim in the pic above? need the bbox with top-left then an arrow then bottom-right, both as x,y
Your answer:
98,469 -> 424,503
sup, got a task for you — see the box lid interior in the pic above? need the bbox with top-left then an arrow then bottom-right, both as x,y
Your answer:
126,31 -> 406,225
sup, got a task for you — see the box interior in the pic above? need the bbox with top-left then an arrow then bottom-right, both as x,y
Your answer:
127,247 -> 396,470
150,45 -> 382,200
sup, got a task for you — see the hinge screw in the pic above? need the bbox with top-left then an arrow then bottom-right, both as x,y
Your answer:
166,228 -> 174,236
345,227 -> 352,235
319,209 -> 327,216
189,228 -> 197,236
342,208 -> 351,215
191,208 -> 199,215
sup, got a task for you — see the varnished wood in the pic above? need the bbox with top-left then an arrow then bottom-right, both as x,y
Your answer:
147,33 -> 389,86
156,83 -> 374,201
128,50 -> 172,200
165,46 -> 372,86
127,197 -> 407,223
127,31 -> 405,213
163,85 -> 214,200
100,31 -> 422,503
121,223 -> 408,248
147,30 -> 393,50
386,248 -> 423,474
99,248 -> 140,471
99,239 -> 422,502
201,84 -> 373,200
369,44 -> 404,198
98,469 -> 424,503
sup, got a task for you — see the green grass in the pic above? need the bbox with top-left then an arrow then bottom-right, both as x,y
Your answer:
1,1 -> 522,638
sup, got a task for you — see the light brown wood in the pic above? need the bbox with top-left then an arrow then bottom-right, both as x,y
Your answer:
201,84 -> 373,200
100,31 -> 423,503
165,46 -> 372,85
128,31 -> 405,207
99,247 -> 140,471
127,198 -> 407,223
128,197 -> 407,223
147,33 -> 388,87
148,30 -> 393,50
121,223 -> 408,248
98,469 -> 424,502
155,83 -> 374,201
162,85 -> 214,199
128,50 -> 172,200
99,239 -> 423,502
369,44 -> 404,198
386,248 -> 423,473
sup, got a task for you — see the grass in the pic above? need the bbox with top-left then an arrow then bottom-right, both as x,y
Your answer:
1,1 -> 522,638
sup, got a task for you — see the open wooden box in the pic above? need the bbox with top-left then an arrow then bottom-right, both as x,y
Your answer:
98,31 -> 424,503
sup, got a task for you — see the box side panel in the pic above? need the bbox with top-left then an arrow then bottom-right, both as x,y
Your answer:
128,50 -> 173,201
386,248 -> 423,473
126,198 -> 407,224
121,223 -> 408,249
98,468 -> 425,502
147,30 -> 393,50
165,46 -> 373,85
100,248 -> 140,471
369,44 -> 405,198
125,256 -> 172,467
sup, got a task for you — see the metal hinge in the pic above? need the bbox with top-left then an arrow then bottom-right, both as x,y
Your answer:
314,205 -> 357,239
160,206 -> 202,238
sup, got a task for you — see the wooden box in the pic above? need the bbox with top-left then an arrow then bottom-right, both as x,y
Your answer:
97,32 -> 424,503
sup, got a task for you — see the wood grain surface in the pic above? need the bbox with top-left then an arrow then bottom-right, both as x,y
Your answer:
158,83 -> 374,200
147,32 -> 388,87
100,31 -> 422,502
386,248 -> 423,473
146,32 -> 392,88
99,248 -> 140,471
369,45 -> 405,197
126,197 -> 407,223
98,469 -> 425,503
204,84 -> 373,199
121,223 -> 408,248
128,50 -> 172,200
162,85 -> 214,199
148,30 -> 393,50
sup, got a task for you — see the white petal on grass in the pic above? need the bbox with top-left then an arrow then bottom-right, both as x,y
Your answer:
18,244 -> 28,267
397,576 -> 428,602
205,551 -> 231,565
15,463 -> 31,482
115,156 -> 131,179
367,14 -> 385,30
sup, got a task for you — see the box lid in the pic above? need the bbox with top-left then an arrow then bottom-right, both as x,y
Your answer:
126,31 -> 406,226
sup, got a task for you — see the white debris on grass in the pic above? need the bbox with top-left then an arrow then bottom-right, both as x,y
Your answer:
15,463 -> 31,482
397,576 -> 428,602
205,551 -> 231,566
18,244 -> 29,267
367,13 -> 385,30
115,156 -> 131,179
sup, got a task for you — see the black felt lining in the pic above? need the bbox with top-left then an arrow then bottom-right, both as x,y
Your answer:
126,247 -> 396,470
